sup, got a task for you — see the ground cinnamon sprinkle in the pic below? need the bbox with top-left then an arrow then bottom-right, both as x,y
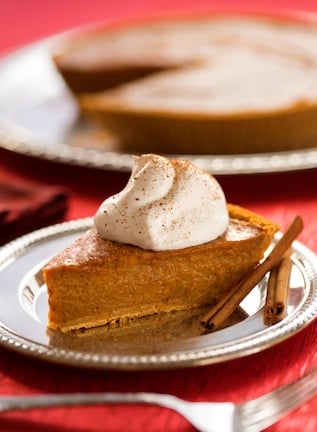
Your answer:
201,216 -> 304,330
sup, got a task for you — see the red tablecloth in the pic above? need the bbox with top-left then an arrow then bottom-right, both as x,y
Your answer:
0,1 -> 317,431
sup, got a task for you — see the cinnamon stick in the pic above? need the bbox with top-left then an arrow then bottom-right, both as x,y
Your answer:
201,216 -> 303,330
264,249 -> 292,325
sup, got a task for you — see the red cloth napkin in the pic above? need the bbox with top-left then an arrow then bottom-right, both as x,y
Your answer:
0,179 -> 68,246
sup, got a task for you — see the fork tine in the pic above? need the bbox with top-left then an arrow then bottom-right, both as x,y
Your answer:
239,366 -> 317,432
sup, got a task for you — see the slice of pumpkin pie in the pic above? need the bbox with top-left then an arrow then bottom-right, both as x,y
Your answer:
43,154 -> 279,332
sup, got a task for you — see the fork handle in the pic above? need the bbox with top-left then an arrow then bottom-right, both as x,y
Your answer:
0,392 -> 180,413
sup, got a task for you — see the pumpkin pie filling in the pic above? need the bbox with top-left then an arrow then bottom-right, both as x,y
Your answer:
44,209 -> 278,332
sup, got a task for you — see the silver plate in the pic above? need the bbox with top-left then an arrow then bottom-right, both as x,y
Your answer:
1,31 -> 317,175
0,219 -> 316,370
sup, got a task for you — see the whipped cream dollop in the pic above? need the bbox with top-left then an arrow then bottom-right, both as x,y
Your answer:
94,154 -> 229,250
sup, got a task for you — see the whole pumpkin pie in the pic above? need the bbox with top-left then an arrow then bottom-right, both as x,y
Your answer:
53,14 -> 317,154
43,154 -> 279,332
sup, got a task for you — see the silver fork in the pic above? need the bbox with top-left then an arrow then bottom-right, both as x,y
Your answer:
0,366 -> 316,432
